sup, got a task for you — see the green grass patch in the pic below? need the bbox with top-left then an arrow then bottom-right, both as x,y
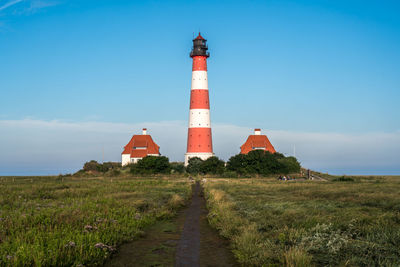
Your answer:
204,176 -> 400,266
0,176 -> 191,266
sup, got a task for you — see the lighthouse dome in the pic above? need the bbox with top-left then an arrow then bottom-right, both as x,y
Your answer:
190,32 -> 209,58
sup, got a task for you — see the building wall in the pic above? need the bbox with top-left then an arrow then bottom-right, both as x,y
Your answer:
122,153 -> 160,166
121,154 -> 131,166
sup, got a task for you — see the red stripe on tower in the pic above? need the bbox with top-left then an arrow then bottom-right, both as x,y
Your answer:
185,33 -> 214,166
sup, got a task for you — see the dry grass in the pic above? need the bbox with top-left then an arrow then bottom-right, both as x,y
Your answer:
204,176 -> 400,266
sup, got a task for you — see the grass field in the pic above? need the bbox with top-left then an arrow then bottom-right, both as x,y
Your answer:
0,176 -> 191,266
204,176 -> 400,266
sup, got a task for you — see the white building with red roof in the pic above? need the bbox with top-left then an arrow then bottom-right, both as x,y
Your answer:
121,128 -> 160,166
240,128 -> 276,154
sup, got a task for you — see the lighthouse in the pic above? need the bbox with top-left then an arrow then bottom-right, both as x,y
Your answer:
184,33 -> 214,166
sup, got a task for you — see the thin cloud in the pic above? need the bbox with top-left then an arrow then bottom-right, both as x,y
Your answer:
0,0 -> 23,12
0,0 -> 59,15
24,0 -> 59,14
0,119 -> 399,175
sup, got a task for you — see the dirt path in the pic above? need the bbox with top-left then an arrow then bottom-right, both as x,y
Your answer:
105,181 -> 237,267
176,181 -> 237,266
174,181 -> 202,266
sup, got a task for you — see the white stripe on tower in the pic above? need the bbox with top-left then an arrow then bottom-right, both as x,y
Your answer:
189,109 -> 210,127
191,71 -> 208,89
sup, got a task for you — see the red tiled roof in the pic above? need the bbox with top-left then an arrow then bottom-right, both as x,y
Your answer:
122,134 -> 160,158
134,140 -> 148,147
130,150 -> 150,158
240,134 -> 276,154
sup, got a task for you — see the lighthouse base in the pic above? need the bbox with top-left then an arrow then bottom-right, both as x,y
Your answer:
184,152 -> 214,166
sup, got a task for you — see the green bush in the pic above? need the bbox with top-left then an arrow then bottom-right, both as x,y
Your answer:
186,157 -> 204,175
186,156 -> 225,175
82,160 -> 121,173
225,154 -> 247,175
170,162 -> 185,174
227,150 -> 300,176
130,156 -> 170,175
333,176 -> 355,182
200,156 -> 225,175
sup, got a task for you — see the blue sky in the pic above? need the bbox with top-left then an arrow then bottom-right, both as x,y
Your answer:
0,0 -> 399,175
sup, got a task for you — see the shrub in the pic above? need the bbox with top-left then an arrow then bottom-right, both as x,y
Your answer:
130,156 -> 170,175
82,161 -> 121,173
200,156 -> 225,175
83,160 -> 101,172
227,150 -> 300,176
226,154 -> 247,175
186,157 -> 204,175
170,162 -> 185,174
333,176 -> 355,182
279,156 -> 301,174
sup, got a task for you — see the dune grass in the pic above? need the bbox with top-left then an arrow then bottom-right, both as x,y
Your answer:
0,176 -> 191,266
204,176 -> 400,266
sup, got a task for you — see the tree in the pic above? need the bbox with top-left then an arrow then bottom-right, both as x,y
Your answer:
186,157 -> 203,175
227,154 -> 247,175
278,156 -> 301,174
226,150 -> 301,176
200,156 -> 225,174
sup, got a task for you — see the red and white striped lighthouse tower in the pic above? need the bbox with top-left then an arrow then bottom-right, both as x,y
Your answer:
184,33 -> 214,166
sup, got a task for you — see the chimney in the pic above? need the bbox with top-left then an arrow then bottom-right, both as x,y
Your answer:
142,128 -> 147,135
254,128 -> 261,135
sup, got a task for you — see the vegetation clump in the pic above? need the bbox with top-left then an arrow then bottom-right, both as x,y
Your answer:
332,176 -> 355,182
227,150 -> 301,176
77,151 -> 300,178
74,160 -> 122,176
186,156 -> 225,175
130,156 -> 171,175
